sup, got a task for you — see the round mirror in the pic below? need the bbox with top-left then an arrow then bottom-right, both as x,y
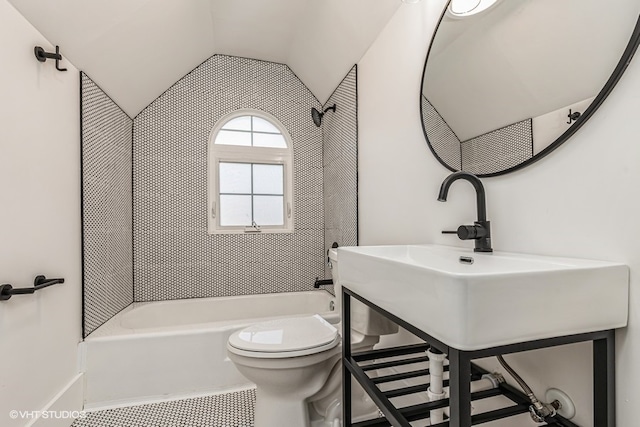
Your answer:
421,0 -> 640,176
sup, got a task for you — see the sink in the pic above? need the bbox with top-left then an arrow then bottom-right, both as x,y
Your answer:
338,244 -> 629,350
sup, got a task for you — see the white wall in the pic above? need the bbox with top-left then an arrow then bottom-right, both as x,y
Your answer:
359,2 -> 640,426
0,1 -> 83,426
8,0 -> 400,117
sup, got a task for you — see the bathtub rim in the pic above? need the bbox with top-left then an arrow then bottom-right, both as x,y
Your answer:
85,290 -> 338,341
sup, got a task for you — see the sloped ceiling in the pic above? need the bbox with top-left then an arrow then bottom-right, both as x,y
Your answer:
8,0 -> 401,117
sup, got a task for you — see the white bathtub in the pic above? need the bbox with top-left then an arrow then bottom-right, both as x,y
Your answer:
80,291 -> 338,410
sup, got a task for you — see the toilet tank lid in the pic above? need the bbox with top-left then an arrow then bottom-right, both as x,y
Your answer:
228,315 -> 338,353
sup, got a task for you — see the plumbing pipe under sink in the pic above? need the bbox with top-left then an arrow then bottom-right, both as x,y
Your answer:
440,374 -> 504,422
427,348 -> 447,424
427,348 -> 504,426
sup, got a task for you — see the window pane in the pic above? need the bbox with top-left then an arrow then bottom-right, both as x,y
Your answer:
254,196 -> 284,226
219,162 -> 251,194
253,164 -> 283,195
252,116 -> 281,133
253,133 -> 287,148
222,116 -> 251,131
220,195 -> 252,226
215,129 -> 251,146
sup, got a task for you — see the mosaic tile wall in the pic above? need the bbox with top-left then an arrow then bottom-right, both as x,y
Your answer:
132,55 -> 325,301
421,96 -> 462,170
460,119 -> 533,175
81,73 -> 134,336
421,96 -> 533,175
322,66 -> 358,285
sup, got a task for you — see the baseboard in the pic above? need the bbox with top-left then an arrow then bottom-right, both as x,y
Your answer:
27,374 -> 84,427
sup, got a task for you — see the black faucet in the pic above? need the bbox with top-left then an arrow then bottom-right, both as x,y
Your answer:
438,171 -> 493,253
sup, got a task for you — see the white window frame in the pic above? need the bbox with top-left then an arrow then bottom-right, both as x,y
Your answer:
208,110 -> 294,234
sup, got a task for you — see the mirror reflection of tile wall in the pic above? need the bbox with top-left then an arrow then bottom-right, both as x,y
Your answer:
421,96 -> 533,175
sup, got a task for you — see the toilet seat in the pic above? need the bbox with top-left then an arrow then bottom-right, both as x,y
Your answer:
228,315 -> 340,358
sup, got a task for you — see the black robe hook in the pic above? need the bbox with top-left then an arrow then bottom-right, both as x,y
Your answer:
567,109 -> 581,124
34,45 -> 67,72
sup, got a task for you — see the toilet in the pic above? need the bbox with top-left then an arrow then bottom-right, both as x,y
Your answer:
227,248 -> 398,427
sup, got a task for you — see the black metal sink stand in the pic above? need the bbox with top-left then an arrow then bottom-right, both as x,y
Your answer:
342,287 -> 615,427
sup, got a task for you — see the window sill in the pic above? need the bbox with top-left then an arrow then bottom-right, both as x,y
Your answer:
207,227 -> 294,235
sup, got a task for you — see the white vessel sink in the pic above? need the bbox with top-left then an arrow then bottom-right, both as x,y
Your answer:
338,244 -> 629,351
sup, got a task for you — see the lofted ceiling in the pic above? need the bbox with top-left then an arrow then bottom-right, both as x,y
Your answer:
9,0 -> 401,117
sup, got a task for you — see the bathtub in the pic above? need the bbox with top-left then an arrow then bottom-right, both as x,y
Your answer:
80,291 -> 338,410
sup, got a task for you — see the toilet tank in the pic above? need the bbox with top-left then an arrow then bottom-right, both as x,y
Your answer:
330,248 -> 398,336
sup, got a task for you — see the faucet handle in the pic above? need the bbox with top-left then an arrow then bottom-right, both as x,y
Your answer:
457,224 -> 488,240
442,225 -> 488,240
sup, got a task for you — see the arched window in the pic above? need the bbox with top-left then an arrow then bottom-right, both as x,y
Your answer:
208,111 -> 293,234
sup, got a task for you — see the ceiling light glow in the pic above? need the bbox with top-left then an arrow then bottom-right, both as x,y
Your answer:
448,0 -> 499,17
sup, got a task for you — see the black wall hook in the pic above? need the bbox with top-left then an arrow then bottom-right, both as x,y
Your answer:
567,109 -> 581,124
34,45 -> 67,72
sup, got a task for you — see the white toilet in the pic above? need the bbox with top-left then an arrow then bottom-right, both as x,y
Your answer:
227,248 -> 398,427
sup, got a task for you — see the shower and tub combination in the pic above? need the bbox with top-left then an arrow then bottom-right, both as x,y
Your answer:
79,59 -> 361,424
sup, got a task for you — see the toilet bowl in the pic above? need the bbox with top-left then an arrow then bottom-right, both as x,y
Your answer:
227,315 -> 343,427
227,248 -> 398,427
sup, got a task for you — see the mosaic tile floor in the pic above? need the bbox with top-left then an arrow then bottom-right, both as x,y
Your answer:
71,389 -> 255,427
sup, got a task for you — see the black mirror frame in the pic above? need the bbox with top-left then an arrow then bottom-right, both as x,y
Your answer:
420,7 -> 640,178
